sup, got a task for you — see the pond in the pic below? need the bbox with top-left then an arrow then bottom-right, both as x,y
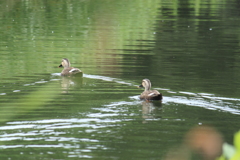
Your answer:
0,0 -> 240,159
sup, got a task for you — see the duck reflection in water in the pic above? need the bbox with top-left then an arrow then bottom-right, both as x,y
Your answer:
138,79 -> 162,101
60,76 -> 83,93
141,101 -> 162,120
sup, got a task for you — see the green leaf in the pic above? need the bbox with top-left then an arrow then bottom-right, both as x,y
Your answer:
231,152 -> 240,160
234,131 -> 240,151
222,143 -> 236,159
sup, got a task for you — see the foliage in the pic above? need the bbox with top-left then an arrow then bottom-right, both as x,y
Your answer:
217,131 -> 240,160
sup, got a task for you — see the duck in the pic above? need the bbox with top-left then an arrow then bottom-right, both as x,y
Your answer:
58,58 -> 82,76
139,79 -> 162,101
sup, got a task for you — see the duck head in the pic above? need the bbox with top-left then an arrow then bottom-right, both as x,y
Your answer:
59,58 -> 70,68
139,79 -> 151,91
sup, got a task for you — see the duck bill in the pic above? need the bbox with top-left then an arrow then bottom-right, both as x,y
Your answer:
138,84 -> 143,88
58,64 -> 63,68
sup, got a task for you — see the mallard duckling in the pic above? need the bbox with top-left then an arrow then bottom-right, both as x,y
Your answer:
58,58 -> 82,76
139,79 -> 162,101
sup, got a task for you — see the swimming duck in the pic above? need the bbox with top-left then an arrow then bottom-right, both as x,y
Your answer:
139,79 -> 162,101
58,58 -> 82,76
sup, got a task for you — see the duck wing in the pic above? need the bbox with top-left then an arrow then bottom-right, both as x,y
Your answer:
147,90 -> 162,100
69,67 -> 82,73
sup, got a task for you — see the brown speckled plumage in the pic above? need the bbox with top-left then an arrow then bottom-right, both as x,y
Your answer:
59,58 -> 82,76
139,79 -> 162,101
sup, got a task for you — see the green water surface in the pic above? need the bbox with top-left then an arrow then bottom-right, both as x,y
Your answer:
0,0 -> 240,159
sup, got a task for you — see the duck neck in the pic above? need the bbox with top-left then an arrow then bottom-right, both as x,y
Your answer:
63,59 -> 71,68
64,64 -> 69,69
144,83 -> 151,91
65,62 -> 71,68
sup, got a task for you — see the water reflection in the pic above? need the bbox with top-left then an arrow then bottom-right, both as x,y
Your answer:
0,118 -> 113,152
60,76 -> 83,93
141,101 -> 162,120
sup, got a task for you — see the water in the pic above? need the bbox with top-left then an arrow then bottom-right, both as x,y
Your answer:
0,0 -> 240,159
